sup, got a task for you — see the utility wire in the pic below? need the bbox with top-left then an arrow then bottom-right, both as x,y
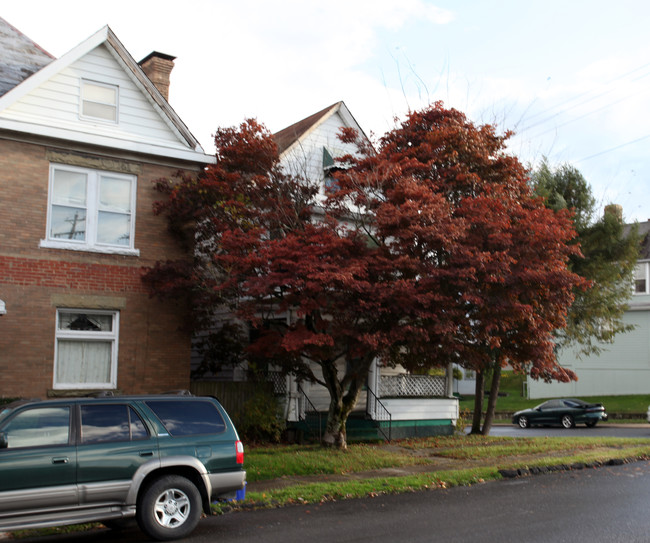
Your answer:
577,133 -> 650,162
519,60 -> 650,132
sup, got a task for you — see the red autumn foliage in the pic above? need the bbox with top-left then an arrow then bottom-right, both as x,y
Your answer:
331,102 -> 587,434
145,104 -> 586,445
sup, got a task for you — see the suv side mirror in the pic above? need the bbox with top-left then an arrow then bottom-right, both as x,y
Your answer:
0,432 -> 7,449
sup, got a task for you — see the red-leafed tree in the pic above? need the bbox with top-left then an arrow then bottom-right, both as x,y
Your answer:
145,119 -> 407,449
145,105 -> 586,447
332,102 -> 588,435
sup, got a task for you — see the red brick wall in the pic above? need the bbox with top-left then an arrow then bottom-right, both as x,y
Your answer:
0,139 -> 199,398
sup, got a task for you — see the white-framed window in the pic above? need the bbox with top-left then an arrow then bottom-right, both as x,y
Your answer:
54,309 -> 119,390
41,164 -> 138,255
634,262 -> 649,295
80,80 -> 118,123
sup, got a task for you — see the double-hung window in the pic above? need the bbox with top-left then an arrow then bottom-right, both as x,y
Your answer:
43,164 -> 137,254
54,309 -> 119,390
80,80 -> 118,123
634,262 -> 649,295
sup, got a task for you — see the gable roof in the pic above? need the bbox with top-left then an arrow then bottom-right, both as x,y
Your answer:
0,17 -> 54,97
0,21 -> 212,164
635,221 -> 650,260
274,102 -> 341,154
274,101 -> 370,157
623,220 -> 650,260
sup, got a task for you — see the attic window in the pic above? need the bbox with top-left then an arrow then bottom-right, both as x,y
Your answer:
323,147 -> 335,170
81,80 -> 118,122
323,147 -> 339,192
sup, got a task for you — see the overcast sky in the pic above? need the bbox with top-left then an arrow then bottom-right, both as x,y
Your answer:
3,1 -> 650,222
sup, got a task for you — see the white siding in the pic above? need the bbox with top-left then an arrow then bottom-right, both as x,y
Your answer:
528,307 -> 650,398
280,111 -> 360,193
0,44 -> 187,151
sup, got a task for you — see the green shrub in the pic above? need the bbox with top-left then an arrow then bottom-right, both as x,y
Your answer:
236,388 -> 285,444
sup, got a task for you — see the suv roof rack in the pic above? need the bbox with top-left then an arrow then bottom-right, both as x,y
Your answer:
162,390 -> 194,396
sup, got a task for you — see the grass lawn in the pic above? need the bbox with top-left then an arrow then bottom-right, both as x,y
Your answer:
458,372 -> 650,417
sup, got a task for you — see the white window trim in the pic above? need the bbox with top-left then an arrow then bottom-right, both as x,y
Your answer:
633,261 -> 650,295
79,79 -> 119,124
53,309 -> 119,390
40,163 -> 139,256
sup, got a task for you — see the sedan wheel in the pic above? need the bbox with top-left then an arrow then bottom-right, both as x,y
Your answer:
561,414 -> 574,429
517,415 -> 529,429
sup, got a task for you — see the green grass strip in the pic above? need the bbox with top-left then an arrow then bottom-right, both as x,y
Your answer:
216,467 -> 498,512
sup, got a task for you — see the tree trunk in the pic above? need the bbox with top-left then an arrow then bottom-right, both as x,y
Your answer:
322,401 -> 348,449
481,361 -> 502,436
470,369 -> 485,434
320,356 -> 372,449
320,361 -> 346,448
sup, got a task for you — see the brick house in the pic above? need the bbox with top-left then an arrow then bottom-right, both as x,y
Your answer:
0,18 -> 213,398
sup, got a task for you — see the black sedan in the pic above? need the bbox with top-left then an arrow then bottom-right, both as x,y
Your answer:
512,398 -> 608,429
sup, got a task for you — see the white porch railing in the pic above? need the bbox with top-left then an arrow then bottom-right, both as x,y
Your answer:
379,374 -> 447,397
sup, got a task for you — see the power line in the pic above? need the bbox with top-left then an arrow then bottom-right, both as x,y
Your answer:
576,133 -> 650,163
519,60 -> 650,133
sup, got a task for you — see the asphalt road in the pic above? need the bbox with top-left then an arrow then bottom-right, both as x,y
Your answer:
15,460 -> 650,543
488,423 -> 650,438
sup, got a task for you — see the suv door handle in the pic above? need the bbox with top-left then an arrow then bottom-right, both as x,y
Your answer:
52,457 -> 69,464
139,451 -> 154,457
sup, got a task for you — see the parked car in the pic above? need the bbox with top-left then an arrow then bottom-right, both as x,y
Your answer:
0,393 -> 245,541
512,398 -> 608,429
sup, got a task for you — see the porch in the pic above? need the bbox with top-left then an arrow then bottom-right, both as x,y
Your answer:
283,363 -> 459,441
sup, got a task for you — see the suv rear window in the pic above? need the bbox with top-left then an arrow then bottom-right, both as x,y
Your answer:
146,400 -> 226,436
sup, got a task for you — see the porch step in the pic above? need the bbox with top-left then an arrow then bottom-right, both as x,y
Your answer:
289,413 -> 389,443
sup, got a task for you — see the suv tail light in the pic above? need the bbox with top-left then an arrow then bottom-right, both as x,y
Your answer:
236,440 -> 244,465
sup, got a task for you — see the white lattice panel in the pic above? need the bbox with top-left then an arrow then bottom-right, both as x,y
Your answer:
379,374 -> 446,398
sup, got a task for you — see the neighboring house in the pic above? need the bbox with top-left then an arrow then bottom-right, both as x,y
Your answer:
274,101 -> 364,199
0,18 -> 213,399
193,102 -> 458,439
527,218 -> 650,399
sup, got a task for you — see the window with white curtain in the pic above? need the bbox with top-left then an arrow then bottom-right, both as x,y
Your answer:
54,309 -> 119,389
42,164 -> 137,255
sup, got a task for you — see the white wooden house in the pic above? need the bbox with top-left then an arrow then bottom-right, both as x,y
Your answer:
527,219 -> 650,399
273,102 -> 459,439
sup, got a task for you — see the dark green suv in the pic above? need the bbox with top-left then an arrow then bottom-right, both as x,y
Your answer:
0,394 -> 245,541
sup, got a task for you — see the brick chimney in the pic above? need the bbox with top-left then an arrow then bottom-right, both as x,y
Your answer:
604,204 -> 623,222
139,51 -> 176,101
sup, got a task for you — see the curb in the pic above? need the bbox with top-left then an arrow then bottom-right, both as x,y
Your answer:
498,456 -> 637,479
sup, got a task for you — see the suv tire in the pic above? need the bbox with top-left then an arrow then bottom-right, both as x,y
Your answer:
137,475 -> 202,541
